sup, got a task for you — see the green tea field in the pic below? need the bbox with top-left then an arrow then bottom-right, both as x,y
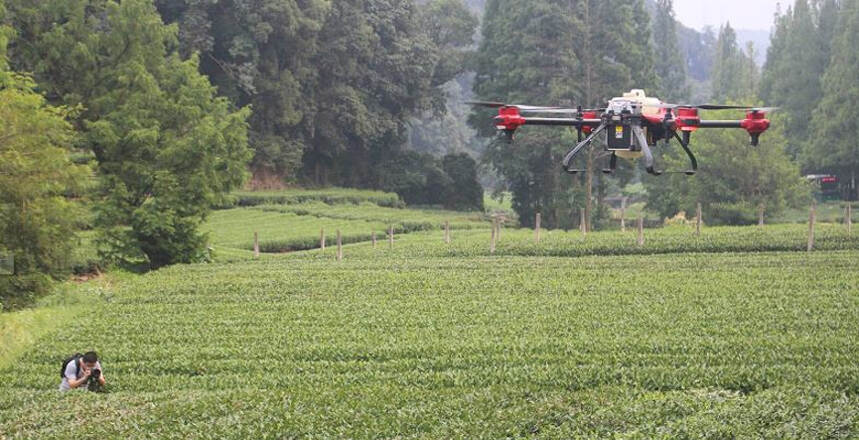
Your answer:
2,191 -> 858,438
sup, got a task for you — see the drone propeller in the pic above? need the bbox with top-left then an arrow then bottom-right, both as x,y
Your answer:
653,103 -> 779,112
466,101 -> 565,111
518,107 -> 606,115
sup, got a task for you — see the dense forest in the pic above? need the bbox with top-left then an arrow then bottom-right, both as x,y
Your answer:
1,0 -> 858,303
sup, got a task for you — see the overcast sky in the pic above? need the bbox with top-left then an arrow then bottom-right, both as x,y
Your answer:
673,0 -> 784,31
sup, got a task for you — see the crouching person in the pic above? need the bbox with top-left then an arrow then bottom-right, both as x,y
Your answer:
59,351 -> 106,392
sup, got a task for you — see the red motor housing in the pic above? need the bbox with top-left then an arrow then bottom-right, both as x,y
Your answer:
582,111 -> 598,134
741,111 -> 770,134
741,111 -> 770,146
495,106 -> 526,132
674,107 -> 700,132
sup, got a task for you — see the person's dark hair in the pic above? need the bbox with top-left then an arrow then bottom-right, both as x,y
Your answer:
82,351 -> 98,364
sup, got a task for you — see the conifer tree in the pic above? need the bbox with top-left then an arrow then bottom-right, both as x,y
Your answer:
652,0 -> 689,102
760,0 -> 839,158
807,0 -> 859,199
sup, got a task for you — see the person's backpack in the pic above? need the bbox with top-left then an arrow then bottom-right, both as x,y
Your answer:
60,353 -> 83,378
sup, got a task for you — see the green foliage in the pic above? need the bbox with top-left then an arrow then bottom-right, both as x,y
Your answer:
374,150 -> 484,210
0,63 -> 90,309
6,0 -> 252,269
224,188 -> 404,209
760,0 -> 839,158
806,0 -> 859,200
2,247 -> 859,437
644,119 -> 810,224
710,23 -> 759,101
155,0 -> 478,191
442,153 -> 484,211
652,0 -> 689,102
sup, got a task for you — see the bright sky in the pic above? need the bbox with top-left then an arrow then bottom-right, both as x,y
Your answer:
673,0 -> 784,31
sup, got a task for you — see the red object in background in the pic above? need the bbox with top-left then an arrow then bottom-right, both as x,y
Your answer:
822,177 -> 837,183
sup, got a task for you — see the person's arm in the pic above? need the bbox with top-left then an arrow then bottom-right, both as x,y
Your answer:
67,368 -> 90,389
95,361 -> 106,386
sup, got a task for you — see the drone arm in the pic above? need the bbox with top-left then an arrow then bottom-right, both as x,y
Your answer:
697,120 -> 743,129
521,118 -> 603,128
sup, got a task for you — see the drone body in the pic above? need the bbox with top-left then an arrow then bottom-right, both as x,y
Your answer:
474,89 -> 773,176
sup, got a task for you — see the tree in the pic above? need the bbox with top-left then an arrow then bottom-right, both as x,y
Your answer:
155,0 -> 477,190
6,0 -> 251,268
760,0 -> 839,158
806,0 -> 859,200
0,16 -> 91,307
155,0 -> 328,182
644,117 -> 809,224
652,0 -> 689,102
442,153 -> 484,211
711,23 -> 759,101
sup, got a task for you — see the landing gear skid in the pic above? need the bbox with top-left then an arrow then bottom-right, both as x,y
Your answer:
602,153 -> 617,175
561,123 -> 606,174
560,125 -> 698,177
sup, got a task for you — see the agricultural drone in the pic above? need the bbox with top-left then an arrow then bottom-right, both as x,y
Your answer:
470,89 -> 775,176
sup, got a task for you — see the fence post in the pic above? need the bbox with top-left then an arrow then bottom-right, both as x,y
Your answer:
758,204 -> 765,228
535,212 -> 541,243
320,228 -> 325,251
388,225 -> 394,250
808,202 -> 816,252
372,231 -> 377,248
637,216 -> 644,247
336,230 -> 343,261
580,208 -> 587,235
490,219 -> 497,254
444,221 -> 450,244
695,203 -> 702,237
620,197 -> 626,232
253,232 -> 260,258
847,204 -> 852,235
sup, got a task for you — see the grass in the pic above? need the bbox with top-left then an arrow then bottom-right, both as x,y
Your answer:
1,247 -> 858,438
0,276 -> 112,369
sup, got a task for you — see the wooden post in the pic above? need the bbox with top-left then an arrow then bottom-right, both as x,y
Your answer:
444,221 -> 450,244
490,219 -> 497,254
808,202 -> 816,252
847,204 -> 852,235
580,208 -> 587,235
320,228 -> 325,251
336,230 -> 343,261
253,232 -> 260,258
497,217 -> 502,241
388,225 -> 394,249
372,231 -> 377,248
620,197 -> 626,232
535,212 -> 541,243
758,204 -> 765,228
695,203 -> 702,237
637,216 -> 644,247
